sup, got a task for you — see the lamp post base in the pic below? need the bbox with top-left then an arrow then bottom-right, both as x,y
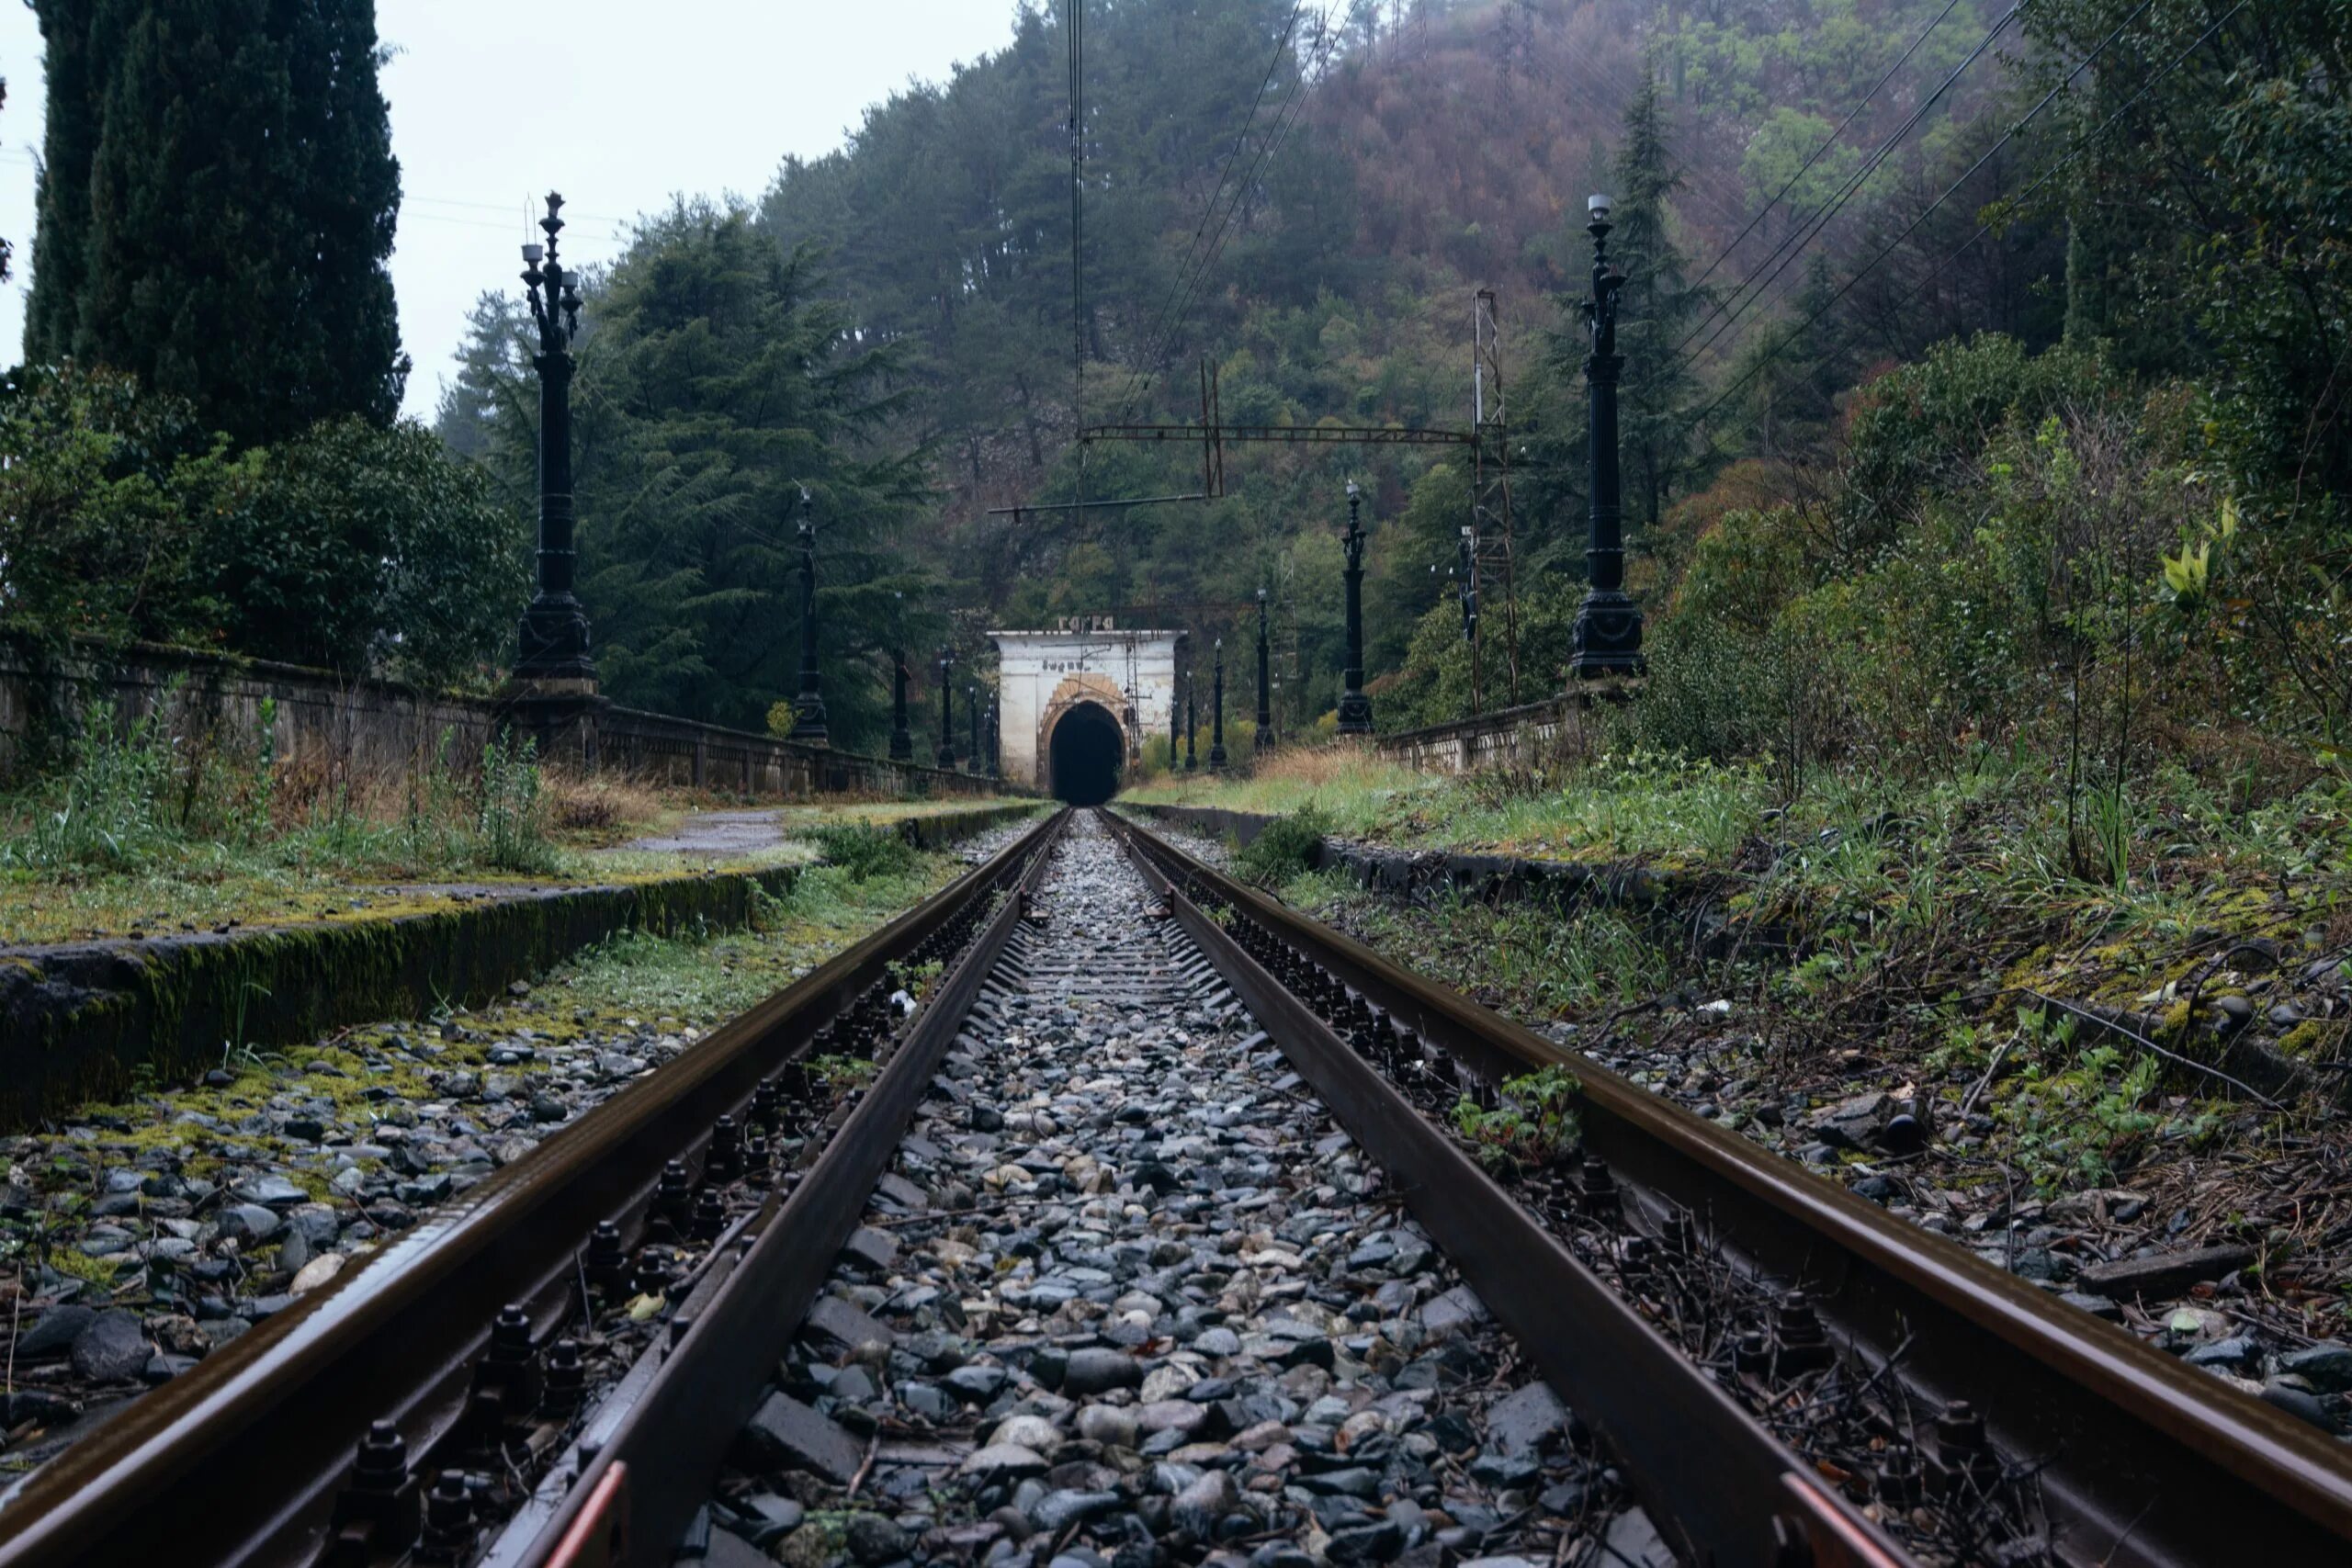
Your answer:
787,694 -> 830,747
888,728 -> 914,761
1569,591 -> 1645,680
516,593 -> 596,687
1336,693 -> 1374,735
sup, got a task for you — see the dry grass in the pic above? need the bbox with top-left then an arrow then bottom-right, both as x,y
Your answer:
545,771 -> 667,840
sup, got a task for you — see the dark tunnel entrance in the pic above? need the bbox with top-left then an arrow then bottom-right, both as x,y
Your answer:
1049,702 -> 1125,806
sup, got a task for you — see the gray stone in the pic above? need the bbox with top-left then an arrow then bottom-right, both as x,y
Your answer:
1077,1404 -> 1139,1449
2262,1380 -> 2338,1433
1172,1469 -> 1238,1540
1601,1508 -> 1677,1568
70,1310 -> 149,1382
1483,1381 -> 1566,1458
1194,1325 -> 1241,1358
2281,1343 -> 2352,1393
842,1513 -> 909,1566
1061,1347 -> 1143,1395
16,1304 -> 96,1359
1325,1519 -> 1404,1563
988,1414 -> 1062,1453
1419,1285 -> 1487,1337
804,1293 -> 897,1358
737,1392 -> 866,1483
959,1443 -> 1051,1483
216,1204 -> 283,1246
234,1174 -> 308,1209
1031,1490 -> 1121,1533
1809,1092 -> 1891,1150
842,1225 -> 899,1272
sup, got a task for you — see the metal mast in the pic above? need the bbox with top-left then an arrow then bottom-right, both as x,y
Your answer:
1471,288 -> 1521,709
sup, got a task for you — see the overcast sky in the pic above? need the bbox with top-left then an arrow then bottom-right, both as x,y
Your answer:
0,2 -> 1025,422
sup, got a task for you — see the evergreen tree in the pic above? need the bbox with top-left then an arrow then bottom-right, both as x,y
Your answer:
449,203 -> 939,743
26,0 -> 404,446
1608,65 -> 1708,535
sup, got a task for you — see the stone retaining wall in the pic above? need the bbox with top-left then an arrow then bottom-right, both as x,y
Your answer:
0,640 -> 1007,800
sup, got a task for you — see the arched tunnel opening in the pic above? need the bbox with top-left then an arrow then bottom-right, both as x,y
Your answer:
1049,702 -> 1125,807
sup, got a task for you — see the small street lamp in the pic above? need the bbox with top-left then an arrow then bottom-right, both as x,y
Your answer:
936,649 -> 957,770
1571,193 -> 1645,679
967,684 -> 981,774
515,193 -> 594,688
1336,480 -> 1374,735
1209,638 -> 1228,773
985,699 -> 1001,780
888,592 -> 914,762
1254,588 -> 1273,754
787,488 -> 829,744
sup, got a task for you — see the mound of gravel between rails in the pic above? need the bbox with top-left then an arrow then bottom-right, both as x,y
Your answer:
702,815 -> 1651,1568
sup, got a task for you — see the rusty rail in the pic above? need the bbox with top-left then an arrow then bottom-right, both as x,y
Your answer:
0,809 -> 1068,1568
1106,810 -> 2352,1568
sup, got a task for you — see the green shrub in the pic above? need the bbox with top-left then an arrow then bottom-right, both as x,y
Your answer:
475,730 -> 560,874
1,699 -> 178,871
807,822 -> 921,883
1235,805 -> 1331,886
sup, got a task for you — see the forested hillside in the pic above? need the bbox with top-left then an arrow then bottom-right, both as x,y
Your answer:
430,0 -> 2083,744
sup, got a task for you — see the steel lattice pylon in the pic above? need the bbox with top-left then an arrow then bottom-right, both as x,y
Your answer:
1470,288 -> 1521,711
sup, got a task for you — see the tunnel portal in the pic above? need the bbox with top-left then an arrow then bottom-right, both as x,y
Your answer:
1048,702 -> 1125,806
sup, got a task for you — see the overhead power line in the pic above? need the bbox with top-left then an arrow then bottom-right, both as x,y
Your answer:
1680,0 -> 1970,299
1110,2 -> 1308,423
1671,4 -> 2028,377
1687,1 -> 2201,434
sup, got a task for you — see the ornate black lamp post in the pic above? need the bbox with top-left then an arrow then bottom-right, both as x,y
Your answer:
888,593 -> 914,761
1254,589 -> 1273,754
787,489 -> 829,744
985,700 -> 1001,780
967,685 -> 981,774
1169,664 -> 1182,770
1571,193 -> 1645,679
936,649 -> 957,770
1184,670 -> 1199,772
515,193 -> 594,688
1209,638 -> 1228,772
1336,480 -> 1374,735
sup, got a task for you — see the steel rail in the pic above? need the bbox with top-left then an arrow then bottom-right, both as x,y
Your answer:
1108,811 -> 2352,1568
481,809 -> 1071,1568
0,808 -> 1067,1568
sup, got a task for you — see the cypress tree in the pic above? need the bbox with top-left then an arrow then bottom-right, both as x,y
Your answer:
28,0 -> 404,446
1609,65 -> 1708,534
24,1 -> 101,358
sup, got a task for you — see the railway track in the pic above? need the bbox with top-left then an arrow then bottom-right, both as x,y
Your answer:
1,807 -> 2346,1568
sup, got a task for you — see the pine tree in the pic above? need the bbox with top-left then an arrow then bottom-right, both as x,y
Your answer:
1609,65 -> 1709,534
26,0 -> 403,446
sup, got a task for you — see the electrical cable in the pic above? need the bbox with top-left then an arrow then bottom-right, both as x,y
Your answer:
1686,1 -> 2192,434
1670,4 -> 2029,373
1680,0 -> 1969,299
1110,2 -> 1308,423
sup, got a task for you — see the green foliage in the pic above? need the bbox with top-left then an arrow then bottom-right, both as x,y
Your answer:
805,823 -> 921,884
1451,1066 -> 1584,1177
0,364 -> 232,649
205,418 -> 528,687
1234,805 -> 1331,886
441,203 -> 932,742
0,367 -> 525,690
1,700 -> 176,872
473,732 -> 558,875
26,0 -> 404,446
